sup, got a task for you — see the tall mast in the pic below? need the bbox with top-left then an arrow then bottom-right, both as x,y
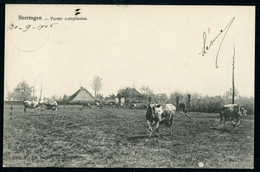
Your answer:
232,43 -> 235,104
33,81 -> 35,100
39,82 -> 42,101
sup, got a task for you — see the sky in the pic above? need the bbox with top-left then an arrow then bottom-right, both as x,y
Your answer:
4,5 -> 255,99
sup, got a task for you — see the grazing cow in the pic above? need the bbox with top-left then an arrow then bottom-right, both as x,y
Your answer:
109,102 -> 115,108
95,101 -> 103,109
220,104 -> 246,128
146,103 -> 176,138
40,100 -> 58,114
80,103 -> 92,110
130,103 -> 137,110
23,101 -> 40,112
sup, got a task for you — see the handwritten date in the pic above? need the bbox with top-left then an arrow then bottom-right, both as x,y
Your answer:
8,23 -> 58,32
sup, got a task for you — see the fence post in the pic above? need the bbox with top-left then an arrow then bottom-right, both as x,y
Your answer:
176,96 -> 179,111
10,103 -> 13,120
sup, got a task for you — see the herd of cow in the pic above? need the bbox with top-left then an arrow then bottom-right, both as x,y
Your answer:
23,100 -> 58,113
20,100 -> 246,138
145,103 -> 246,138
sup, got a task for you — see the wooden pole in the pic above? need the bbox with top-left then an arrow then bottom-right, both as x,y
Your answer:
176,96 -> 180,111
232,43 -> 235,104
187,94 -> 191,108
33,81 -> 35,101
40,82 -> 42,101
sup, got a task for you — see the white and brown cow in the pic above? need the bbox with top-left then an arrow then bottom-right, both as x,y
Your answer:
146,103 -> 176,138
23,101 -> 41,112
95,101 -> 103,109
40,100 -> 58,114
130,103 -> 137,110
220,104 -> 246,129
80,103 -> 92,110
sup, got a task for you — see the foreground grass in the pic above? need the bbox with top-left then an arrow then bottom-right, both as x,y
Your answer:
3,105 -> 254,168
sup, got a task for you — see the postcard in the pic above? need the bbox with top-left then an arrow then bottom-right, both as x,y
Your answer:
3,5 -> 255,168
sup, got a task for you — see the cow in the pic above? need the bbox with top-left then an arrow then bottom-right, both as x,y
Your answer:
109,102 -> 115,108
146,103 -> 176,138
95,101 -> 103,109
80,103 -> 92,110
178,102 -> 191,119
130,103 -> 137,110
23,101 -> 41,112
40,100 -> 58,114
220,104 -> 246,129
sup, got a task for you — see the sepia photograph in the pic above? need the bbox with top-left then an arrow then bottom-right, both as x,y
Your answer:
3,5 -> 254,168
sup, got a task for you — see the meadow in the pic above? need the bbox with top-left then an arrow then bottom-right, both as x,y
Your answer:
3,104 -> 254,168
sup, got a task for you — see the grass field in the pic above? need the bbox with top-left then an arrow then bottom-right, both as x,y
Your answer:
3,105 -> 254,168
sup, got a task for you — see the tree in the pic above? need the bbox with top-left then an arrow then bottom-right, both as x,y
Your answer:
140,86 -> 148,95
62,94 -> 69,101
7,92 -> 14,101
140,86 -> 153,97
170,91 -> 184,105
91,76 -> 102,97
140,85 -> 154,103
224,88 -> 239,103
146,89 -> 154,96
51,95 -> 59,101
10,81 -> 33,101
154,93 -> 168,103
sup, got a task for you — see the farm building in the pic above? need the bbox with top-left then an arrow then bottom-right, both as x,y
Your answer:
104,94 -> 116,105
117,87 -> 145,106
67,87 -> 96,104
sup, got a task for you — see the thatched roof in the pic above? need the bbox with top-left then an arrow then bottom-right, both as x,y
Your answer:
68,87 -> 95,102
117,87 -> 144,98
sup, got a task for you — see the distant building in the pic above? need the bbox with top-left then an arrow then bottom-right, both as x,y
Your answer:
105,94 -> 116,105
68,87 -> 95,104
117,87 -> 145,106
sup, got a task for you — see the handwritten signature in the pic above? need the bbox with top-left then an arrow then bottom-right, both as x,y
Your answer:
199,17 -> 235,69
8,23 -> 58,32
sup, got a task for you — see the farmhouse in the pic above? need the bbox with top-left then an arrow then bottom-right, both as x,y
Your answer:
105,94 -> 116,105
117,87 -> 145,106
68,87 -> 95,104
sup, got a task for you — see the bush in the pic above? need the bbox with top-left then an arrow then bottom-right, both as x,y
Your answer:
170,92 -> 254,115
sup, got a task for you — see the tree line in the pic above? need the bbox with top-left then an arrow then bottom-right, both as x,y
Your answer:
6,81 -> 254,115
139,86 -> 253,115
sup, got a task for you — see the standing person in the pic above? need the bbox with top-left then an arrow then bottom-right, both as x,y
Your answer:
148,97 -> 152,104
